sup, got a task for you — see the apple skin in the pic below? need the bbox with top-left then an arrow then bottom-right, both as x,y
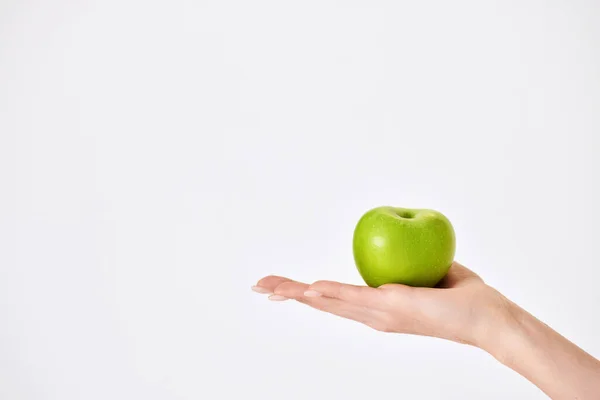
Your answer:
353,206 -> 456,288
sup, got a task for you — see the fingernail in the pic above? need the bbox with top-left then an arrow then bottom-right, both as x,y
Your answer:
251,286 -> 272,294
304,290 -> 322,297
268,295 -> 288,301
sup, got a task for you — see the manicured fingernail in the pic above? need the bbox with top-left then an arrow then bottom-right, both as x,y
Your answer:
251,286 -> 272,294
304,290 -> 322,297
268,295 -> 288,301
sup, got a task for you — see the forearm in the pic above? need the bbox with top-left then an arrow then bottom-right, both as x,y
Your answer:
479,298 -> 600,399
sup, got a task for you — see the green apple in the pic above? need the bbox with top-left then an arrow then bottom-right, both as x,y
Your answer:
353,206 -> 456,288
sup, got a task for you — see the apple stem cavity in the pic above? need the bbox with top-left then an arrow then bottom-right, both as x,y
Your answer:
396,211 -> 414,219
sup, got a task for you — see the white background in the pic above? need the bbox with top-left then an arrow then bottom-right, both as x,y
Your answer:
1,1 -> 599,399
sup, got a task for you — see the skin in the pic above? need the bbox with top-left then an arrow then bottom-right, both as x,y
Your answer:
252,262 -> 600,399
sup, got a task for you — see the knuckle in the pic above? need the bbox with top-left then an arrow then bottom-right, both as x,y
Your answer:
378,284 -> 412,302
273,287 -> 285,296
311,280 -> 341,297
311,280 -> 332,289
273,282 -> 292,296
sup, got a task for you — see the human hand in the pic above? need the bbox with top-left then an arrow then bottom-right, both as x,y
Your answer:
252,261 -> 508,347
254,262 -> 600,398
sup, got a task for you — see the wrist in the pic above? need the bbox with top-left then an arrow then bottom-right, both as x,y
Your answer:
470,289 -> 600,399
472,290 -> 543,369
468,287 -> 526,359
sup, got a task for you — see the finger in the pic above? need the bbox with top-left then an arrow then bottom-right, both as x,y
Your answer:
305,280 -> 384,307
274,281 -> 382,327
253,275 -> 293,294
273,280 -> 310,298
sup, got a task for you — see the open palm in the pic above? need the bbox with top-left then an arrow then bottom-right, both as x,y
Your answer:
253,262 -> 507,346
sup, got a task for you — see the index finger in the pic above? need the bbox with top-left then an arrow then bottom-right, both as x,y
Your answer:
253,275 -> 294,294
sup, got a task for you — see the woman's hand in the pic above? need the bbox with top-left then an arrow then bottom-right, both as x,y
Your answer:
253,262 -> 600,399
252,262 -> 507,347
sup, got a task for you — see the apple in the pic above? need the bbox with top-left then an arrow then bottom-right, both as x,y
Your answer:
352,206 -> 456,288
